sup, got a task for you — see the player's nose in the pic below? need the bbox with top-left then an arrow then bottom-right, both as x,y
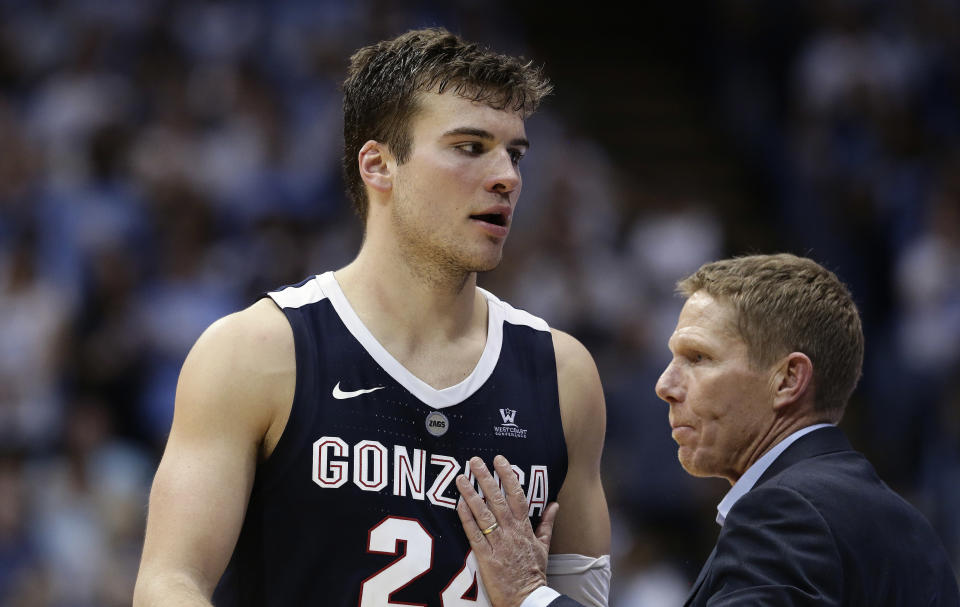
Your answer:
484,149 -> 520,195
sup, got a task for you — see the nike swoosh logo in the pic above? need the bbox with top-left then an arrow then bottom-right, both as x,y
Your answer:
332,382 -> 385,400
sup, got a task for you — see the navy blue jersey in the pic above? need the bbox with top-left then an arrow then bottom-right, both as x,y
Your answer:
213,271 -> 568,606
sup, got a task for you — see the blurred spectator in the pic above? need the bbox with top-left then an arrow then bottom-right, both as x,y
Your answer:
0,231 -> 69,452
27,398 -> 151,607
0,452 -> 39,605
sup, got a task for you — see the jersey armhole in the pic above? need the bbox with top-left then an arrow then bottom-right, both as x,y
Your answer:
250,300 -> 311,495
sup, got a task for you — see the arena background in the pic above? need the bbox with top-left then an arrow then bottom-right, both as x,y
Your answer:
0,1 -> 957,604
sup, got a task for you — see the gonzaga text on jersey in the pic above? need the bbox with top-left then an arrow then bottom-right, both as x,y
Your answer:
312,436 -> 550,516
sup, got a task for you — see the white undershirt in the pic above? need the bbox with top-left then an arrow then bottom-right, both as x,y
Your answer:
519,554 -> 611,607
522,585 -> 562,607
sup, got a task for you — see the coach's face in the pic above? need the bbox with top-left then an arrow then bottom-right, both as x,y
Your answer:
655,291 -> 778,484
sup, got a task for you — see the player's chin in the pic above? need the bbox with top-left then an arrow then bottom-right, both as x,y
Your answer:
470,254 -> 504,273
462,247 -> 505,273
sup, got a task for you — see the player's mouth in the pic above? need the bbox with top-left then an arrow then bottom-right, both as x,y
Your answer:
470,213 -> 507,226
469,206 -> 511,236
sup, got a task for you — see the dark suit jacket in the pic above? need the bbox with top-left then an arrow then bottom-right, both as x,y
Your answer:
547,426 -> 959,607
682,426 -> 959,606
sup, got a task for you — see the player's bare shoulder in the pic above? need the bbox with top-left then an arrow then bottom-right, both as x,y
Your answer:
175,297 -> 296,458
551,329 -> 600,388
550,329 -> 606,451
549,328 -> 610,557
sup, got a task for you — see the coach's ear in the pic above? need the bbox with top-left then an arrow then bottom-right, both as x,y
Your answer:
358,140 -> 393,194
772,352 -> 814,411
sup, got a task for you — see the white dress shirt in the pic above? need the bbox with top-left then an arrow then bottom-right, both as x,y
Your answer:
715,423 -> 834,526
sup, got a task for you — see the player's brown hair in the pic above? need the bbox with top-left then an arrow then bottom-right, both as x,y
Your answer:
677,253 -> 864,420
342,27 -> 552,222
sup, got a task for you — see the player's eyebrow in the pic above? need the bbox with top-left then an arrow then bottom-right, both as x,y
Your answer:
441,127 -> 529,149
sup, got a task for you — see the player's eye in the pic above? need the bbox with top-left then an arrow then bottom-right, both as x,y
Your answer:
508,148 -> 525,165
455,142 -> 484,155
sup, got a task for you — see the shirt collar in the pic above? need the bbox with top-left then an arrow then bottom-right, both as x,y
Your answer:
716,423 -> 834,526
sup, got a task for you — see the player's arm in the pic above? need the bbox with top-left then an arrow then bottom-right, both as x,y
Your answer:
546,329 -> 611,604
133,299 -> 294,606
550,329 -> 610,555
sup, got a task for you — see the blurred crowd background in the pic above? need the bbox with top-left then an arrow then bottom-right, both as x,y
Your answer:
0,0 -> 958,605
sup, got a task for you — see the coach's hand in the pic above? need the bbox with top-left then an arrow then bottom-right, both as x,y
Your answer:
456,455 -> 559,607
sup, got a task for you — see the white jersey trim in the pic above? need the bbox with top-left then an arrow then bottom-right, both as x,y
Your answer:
477,287 -> 550,332
268,276 -> 328,309
314,271 -> 549,410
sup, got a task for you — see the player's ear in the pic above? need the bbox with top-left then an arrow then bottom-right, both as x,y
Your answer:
772,352 -> 813,411
359,140 -> 393,194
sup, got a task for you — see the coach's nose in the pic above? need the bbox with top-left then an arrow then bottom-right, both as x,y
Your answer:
655,359 -> 685,405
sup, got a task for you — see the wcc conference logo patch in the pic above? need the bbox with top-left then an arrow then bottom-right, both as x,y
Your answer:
494,408 -> 528,439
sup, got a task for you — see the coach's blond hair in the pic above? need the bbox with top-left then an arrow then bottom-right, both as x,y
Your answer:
678,253 -> 864,420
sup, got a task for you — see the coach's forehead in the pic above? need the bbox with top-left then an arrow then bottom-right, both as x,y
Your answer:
670,292 -> 743,350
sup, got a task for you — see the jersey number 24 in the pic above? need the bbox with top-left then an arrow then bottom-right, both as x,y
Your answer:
359,516 -> 490,606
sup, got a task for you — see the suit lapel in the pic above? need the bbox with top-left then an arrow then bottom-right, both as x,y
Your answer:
683,427 -> 855,606
683,545 -> 718,606
755,426 -> 853,487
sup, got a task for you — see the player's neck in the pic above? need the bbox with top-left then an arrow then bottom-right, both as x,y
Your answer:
335,250 -> 485,346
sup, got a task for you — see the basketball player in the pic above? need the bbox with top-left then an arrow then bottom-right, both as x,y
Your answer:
133,28 -> 611,606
